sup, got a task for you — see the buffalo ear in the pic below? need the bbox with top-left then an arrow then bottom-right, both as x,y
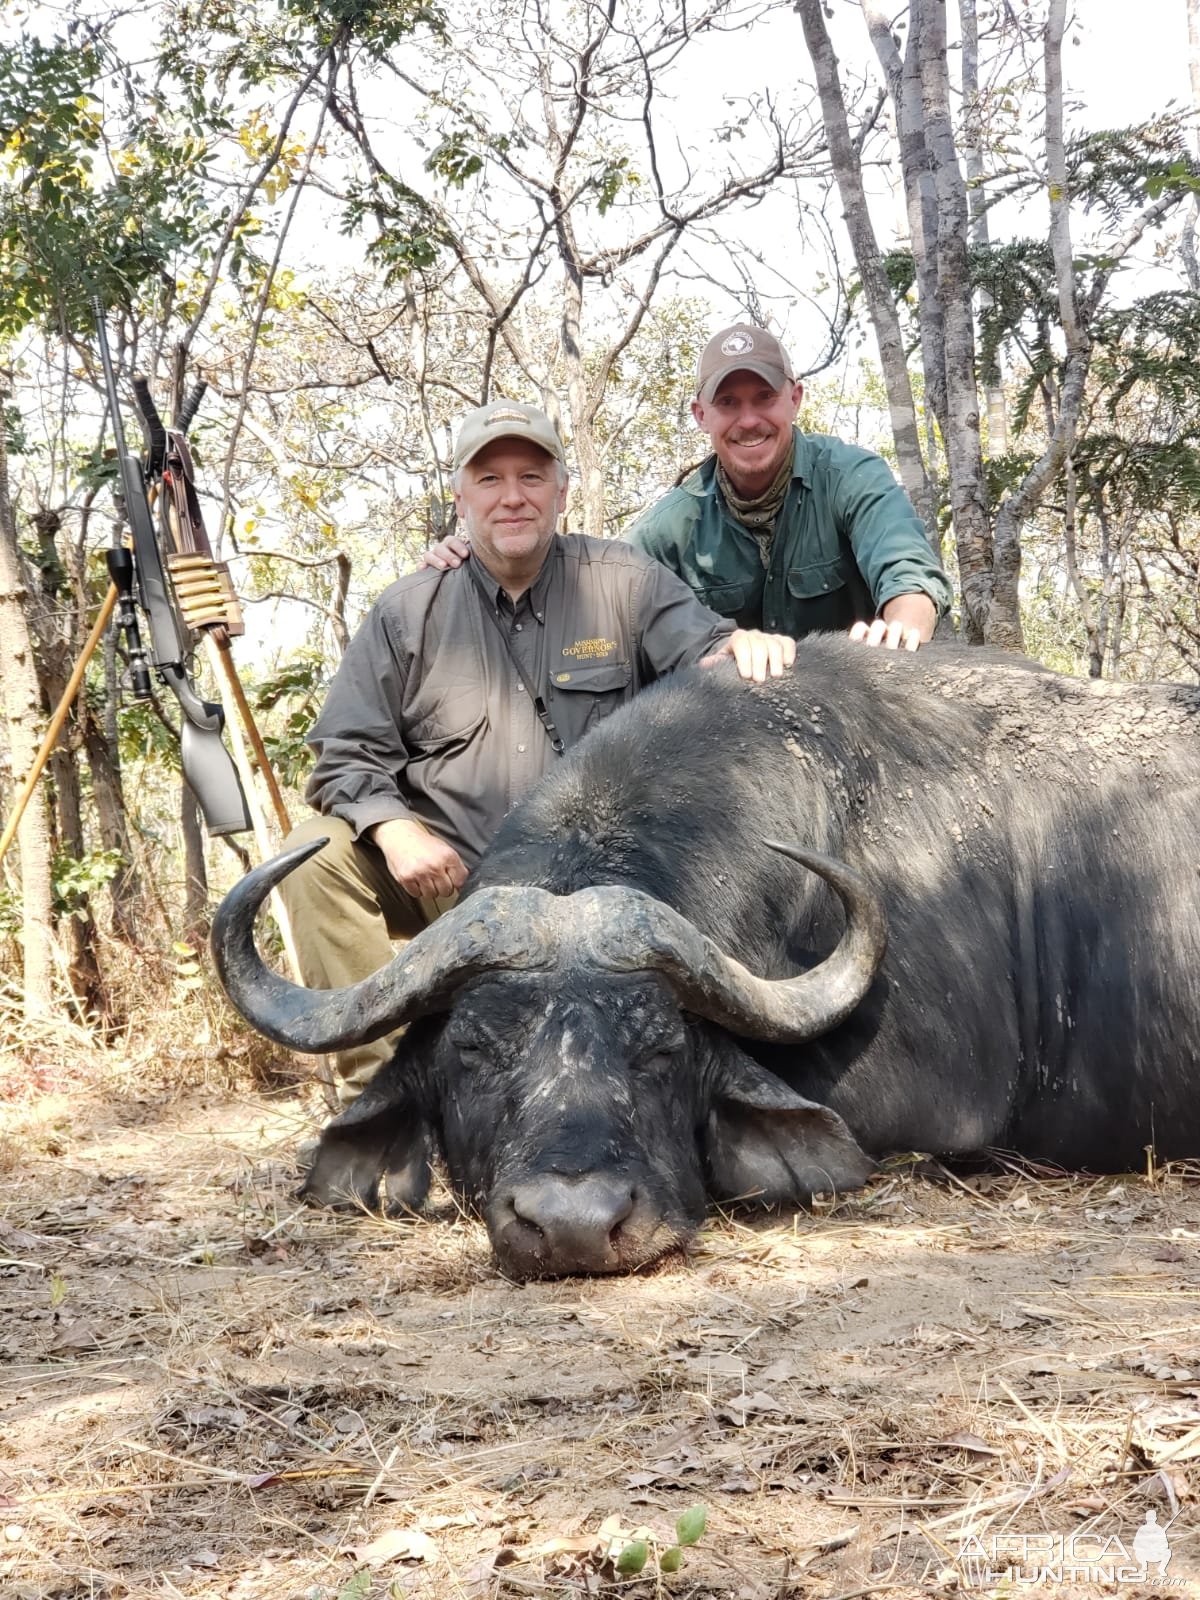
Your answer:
702,1038 -> 874,1205
301,1073 -> 434,1216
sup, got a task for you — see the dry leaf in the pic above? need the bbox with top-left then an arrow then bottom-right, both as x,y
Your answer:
183,1405 -> 248,1429
936,1430 -> 1000,1456
686,1352 -> 748,1378
349,1526 -> 439,1566
537,1534 -> 600,1557
757,1359 -> 798,1384
723,1390 -> 783,1419
49,1319 -> 102,1353
624,1471 -> 662,1489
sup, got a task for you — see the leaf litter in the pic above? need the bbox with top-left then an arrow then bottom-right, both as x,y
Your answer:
0,1065 -> 1198,1597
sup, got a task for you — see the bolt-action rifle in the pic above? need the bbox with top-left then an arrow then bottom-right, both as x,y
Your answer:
92,299 -> 252,837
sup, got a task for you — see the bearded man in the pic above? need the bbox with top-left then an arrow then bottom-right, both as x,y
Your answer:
625,324 -> 952,651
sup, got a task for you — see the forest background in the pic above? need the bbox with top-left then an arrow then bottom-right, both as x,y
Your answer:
1,0 -> 1198,1032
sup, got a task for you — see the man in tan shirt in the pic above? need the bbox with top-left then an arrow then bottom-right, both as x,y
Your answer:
283,400 -> 795,1102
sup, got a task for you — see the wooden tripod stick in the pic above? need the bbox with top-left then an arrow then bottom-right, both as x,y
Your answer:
206,639 -> 291,837
0,583 -> 118,868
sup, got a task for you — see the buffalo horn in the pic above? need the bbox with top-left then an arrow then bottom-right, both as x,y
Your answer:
583,842 -> 887,1042
210,837 -> 558,1052
212,838 -> 885,1054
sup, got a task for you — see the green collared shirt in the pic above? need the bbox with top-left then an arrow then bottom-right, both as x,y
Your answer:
625,429 -> 952,636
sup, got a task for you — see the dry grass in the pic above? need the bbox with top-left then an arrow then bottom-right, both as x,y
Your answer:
0,1008 -> 1197,1600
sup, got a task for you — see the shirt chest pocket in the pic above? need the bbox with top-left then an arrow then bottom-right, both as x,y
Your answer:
786,558 -> 846,601
548,659 -> 632,738
785,558 -> 868,636
694,580 -> 747,618
405,684 -> 487,753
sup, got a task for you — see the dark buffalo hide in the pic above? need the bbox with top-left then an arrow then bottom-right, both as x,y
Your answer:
214,638 -> 1200,1276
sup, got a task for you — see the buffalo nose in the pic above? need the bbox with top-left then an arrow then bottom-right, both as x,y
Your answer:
509,1175 -> 636,1272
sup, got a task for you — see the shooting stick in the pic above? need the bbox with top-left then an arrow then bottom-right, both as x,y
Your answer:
0,583 -> 118,869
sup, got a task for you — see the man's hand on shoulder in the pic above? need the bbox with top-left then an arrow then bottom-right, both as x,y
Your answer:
418,533 -> 470,572
368,818 -> 468,900
700,628 -> 796,683
850,593 -> 936,652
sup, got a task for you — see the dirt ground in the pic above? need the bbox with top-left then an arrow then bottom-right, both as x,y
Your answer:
1,1055 -> 1198,1600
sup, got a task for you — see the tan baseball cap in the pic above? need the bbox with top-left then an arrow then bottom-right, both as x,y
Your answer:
452,401 -> 566,471
696,324 -> 795,402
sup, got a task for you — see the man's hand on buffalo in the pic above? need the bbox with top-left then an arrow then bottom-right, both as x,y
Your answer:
419,533 -> 471,572
700,628 -> 797,683
849,592 -> 936,652
368,817 -> 468,901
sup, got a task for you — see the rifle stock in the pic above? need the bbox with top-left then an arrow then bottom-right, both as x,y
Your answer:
93,300 -> 251,837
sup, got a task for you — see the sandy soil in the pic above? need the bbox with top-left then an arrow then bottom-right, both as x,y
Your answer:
1,1071 -> 1197,1600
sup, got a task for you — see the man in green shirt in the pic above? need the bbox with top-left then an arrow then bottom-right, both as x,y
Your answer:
626,324 -> 952,649
424,326 -> 952,649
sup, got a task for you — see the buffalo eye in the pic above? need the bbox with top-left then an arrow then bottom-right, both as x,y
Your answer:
637,1037 -> 686,1075
446,1030 -> 491,1068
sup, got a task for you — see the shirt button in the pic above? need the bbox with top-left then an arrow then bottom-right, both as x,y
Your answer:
517,743 -> 526,753
516,682 -> 525,692
767,574 -> 775,584
515,623 -> 523,631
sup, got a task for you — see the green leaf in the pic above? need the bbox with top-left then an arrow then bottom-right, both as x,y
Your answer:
658,1545 -> 683,1572
337,1571 -> 371,1600
615,1540 -> 649,1574
675,1504 -> 707,1546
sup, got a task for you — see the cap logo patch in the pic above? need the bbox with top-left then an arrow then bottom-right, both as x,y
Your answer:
485,408 -> 531,426
720,331 -> 755,356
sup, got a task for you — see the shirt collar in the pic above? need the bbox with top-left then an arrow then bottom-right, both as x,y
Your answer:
468,536 -> 558,620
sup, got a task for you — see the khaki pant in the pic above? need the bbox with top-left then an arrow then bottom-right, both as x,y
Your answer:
278,815 -> 457,1105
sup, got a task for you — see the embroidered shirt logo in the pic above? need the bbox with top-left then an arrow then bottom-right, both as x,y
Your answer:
721,331 -> 755,356
562,637 -> 618,660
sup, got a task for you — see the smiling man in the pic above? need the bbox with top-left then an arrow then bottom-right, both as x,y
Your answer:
626,325 -> 952,650
279,400 -> 796,1103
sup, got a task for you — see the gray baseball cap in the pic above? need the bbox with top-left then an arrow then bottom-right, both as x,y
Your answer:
452,401 -> 566,470
696,324 -> 795,402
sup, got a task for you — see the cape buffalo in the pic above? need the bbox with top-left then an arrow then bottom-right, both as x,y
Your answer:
212,638 -> 1200,1278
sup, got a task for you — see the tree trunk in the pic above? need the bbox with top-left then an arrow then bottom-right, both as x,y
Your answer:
50,738 -> 108,1022
1060,460 -> 1101,676
919,0 -> 1016,645
81,699 -> 144,946
30,511 -> 111,1020
181,786 -> 208,943
863,1 -> 948,444
558,251 -> 606,538
959,0 -> 1009,455
1183,0 -> 1199,291
0,388 -> 58,1013
988,0 -> 1092,654
795,0 -> 935,531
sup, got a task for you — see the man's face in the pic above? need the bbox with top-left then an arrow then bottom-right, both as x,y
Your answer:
453,438 -> 567,573
691,371 -> 804,494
